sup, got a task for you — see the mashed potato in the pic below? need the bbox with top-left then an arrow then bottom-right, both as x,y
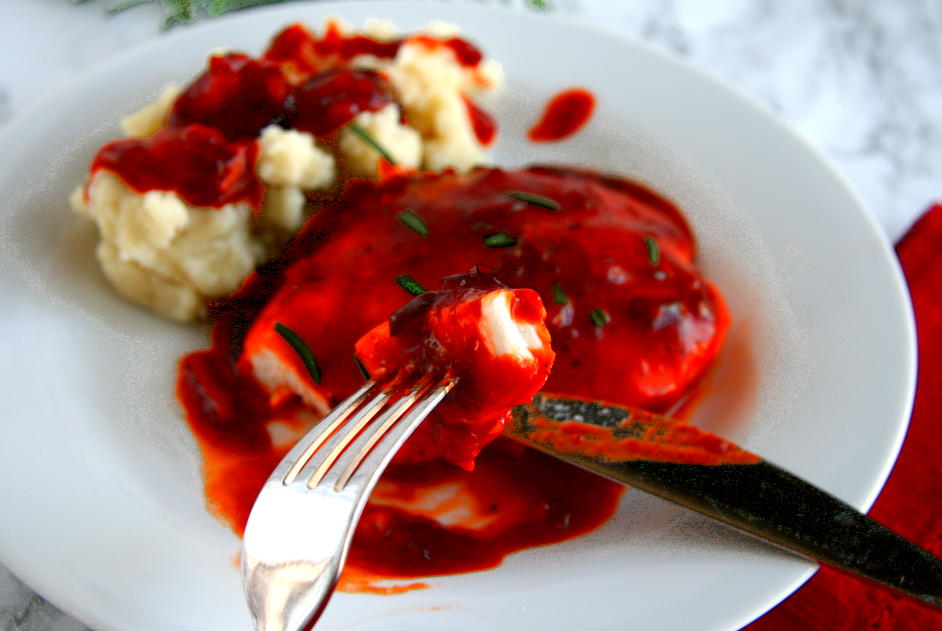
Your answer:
337,103 -> 422,177
73,20 -> 501,321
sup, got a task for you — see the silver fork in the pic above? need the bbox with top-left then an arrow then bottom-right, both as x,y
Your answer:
241,373 -> 459,631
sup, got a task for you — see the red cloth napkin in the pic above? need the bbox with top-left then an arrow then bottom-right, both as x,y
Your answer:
743,203 -> 942,630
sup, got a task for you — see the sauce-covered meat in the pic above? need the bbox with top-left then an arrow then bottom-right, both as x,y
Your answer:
355,267 -> 554,470
241,166 -> 727,417
177,165 -> 729,586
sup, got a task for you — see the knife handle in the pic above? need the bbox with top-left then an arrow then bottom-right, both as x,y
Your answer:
575,456 -> 942,608
509,394 -> 942,608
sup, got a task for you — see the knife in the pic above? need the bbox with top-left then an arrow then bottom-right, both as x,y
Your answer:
508,393 -> 942,608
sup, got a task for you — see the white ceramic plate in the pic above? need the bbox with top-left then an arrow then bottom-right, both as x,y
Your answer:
0,2 -> 916,630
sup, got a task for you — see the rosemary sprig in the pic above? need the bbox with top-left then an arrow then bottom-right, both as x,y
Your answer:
397,210 -> 429,236
646,236 -> 660,265
589,308 -> 610,328
396,274 -> 427,297
274,322 -> 321,385
483,231 -> 518,248
348,122 -> 397,165
508,191 -> 559,211
97,0 -> 551,29
103,0 -> 248,28
552,283 -> 569,305
354,354 -> 371,381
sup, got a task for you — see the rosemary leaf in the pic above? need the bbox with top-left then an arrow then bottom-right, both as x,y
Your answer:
589,308 -> 610,328
483,231 -> 518,248
646,236 -> 660,265
348,122 -> 397,165
396,274 -> 427,297
354,354 -> 371,381
397,210 -> 430,236
508,191 -> 559,210
275,322 -> 321,385
552,283 -> 569,305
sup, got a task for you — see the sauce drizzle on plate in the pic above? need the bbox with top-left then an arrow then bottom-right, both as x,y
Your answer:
528,88 -> 595,142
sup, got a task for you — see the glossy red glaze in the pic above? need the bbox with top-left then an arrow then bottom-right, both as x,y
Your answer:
177,166 -> 729,585
92,23 -> 493,210
528,88 -> 596,142
410,34 -> 484,67
265,22 -> 403,81
263,23 -> 326,80
167,54 -> 290,142
264,23 -> 485,81
241,166 -> 726,415
177,342 -> 301,537
290,68 -> 394,139
355,268 -> 554,470
89,124 -> 264,210
463,95 -> 497,146
515,396 -> 759,466
348,435 -> 623,579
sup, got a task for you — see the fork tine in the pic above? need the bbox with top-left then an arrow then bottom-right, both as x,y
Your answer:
344,375 -> 459,492
321,374 -> 436,491
293,381 -> 399,488
275,380 -> 378,486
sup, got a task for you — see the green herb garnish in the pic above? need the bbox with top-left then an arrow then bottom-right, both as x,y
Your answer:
483,231 -> 518,248
274,322 -> 321,385
589,308 -> 610,328
508,192 -> 559,211
552,283 -> 569,305
397,210 -> 429,236
102,0 -> 239,28
354,354 -> 371,381
396,274 -> 427,297
348,122 -> 397,166
645,236 -> 660,265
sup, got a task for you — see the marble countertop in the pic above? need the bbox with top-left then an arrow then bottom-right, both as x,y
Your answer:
1,0 -> 940,629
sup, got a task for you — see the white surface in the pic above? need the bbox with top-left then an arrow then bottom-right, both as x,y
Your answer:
0,2 -> 918,631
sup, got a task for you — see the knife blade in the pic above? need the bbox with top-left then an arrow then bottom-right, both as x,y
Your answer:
508,393 -> 942,608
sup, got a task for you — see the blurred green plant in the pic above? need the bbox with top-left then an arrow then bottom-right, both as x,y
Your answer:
74,0 -> 551,29
72,0 -> 286,28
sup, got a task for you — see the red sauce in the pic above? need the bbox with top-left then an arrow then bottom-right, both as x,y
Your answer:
177,166 -> 730,588
463,95 -> 497,146
264,23 -> 486,81
88,124 -> 264,211
88,23 -> 495,210
167,54 -> 290,142
356,268 -> 554,470
263,23 -> 326,80
264,22 -> 403,80
238,166 -> 725,414
411,35 -> 484,67
348,435 -> 623,579
528,89 -> 596,142
168,55 -> 393,143
290,68 -> 395,139
513,395 -> 759,466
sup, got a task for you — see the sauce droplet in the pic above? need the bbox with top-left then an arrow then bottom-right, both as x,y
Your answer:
463,95 -> 497,146
528,89 -> 595,142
